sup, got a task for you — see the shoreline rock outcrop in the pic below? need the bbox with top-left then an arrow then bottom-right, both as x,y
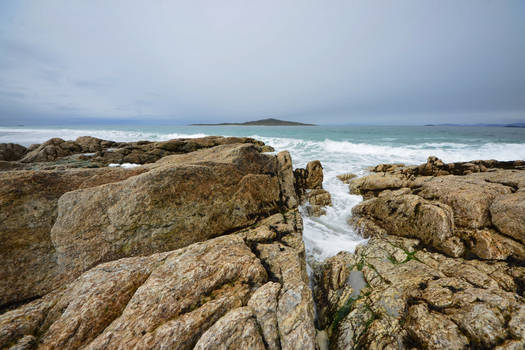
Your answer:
0,136 -> 318,350
4,135 -> 525,350
315,235 -> 525,349
349,157 -> 525,261
317,157 -> 525,349
0,143 -> 293,307
294,160 -> 332,217
0,135 -> 274,171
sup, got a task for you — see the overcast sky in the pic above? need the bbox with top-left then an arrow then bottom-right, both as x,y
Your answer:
1,1 -> 524,125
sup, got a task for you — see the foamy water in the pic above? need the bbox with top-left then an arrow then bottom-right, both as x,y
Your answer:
2,125 -> 524,262
254,135 -> 525,261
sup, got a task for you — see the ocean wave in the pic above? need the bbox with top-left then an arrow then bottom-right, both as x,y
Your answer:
251,135 -> 525,261
252,136 -> 525,165
0,127 -> 208,146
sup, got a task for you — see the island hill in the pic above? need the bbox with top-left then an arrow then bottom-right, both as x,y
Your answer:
191,118 -> 316,126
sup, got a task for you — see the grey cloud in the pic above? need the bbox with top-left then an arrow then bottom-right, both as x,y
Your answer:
0,0 -> 524,125
72,79 -> 113,90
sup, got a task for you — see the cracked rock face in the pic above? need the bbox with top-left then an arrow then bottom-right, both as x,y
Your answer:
315,235 -> 525,349
321,157 -> 525,349
0,210 -> 315,350
0,139 -> 316,350
350,157 -> 525,262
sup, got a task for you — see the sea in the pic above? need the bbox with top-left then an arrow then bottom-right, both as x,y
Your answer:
2,124 -> 525,263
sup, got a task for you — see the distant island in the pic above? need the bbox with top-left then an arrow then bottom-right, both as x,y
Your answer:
424,122 -> 525,128
191,118 -> 316,126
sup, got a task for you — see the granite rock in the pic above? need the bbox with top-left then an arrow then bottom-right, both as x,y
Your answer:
350,157 -> 525,262
0,210 -> 316,350
315,235 -> 525,349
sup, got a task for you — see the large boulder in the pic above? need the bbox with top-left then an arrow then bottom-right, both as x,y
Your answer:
0,210 -> 317,350
350,158 -> 525,262
0,143 -> 294,307
0,167 -> 147,306
0,143 -> 26,161
51,144 -> 282,280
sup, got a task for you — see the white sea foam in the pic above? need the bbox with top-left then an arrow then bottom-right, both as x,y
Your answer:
108,163 -> 141,168
0,127 -> 208,146
253,135 -> 525,262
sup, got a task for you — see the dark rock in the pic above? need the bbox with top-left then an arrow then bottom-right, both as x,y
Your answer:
0,143 -> 27,161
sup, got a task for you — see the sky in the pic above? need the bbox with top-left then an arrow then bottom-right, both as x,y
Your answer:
0,0 -> 524,126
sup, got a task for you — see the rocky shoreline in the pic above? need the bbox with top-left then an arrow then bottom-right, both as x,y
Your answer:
1,137 -> 524,349
315,157 -> 525,349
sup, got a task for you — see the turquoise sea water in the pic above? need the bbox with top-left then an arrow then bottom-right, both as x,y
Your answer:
2,124 -> 524,261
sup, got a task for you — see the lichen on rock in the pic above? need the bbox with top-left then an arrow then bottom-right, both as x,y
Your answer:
318,157 -> 525,349
0,138 -> 317,350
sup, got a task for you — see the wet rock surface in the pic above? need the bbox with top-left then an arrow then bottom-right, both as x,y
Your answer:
315,157 -> 525,349
336,173 -> 357,184
306,189 -> 332,217
294,160 -> 325,202
293,160 -> 332,217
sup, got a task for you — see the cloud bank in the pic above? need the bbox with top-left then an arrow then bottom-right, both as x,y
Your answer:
1,0 -> 524,125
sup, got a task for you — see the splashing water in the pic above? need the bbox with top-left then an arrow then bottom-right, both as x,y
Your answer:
253,133 -> 525,262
